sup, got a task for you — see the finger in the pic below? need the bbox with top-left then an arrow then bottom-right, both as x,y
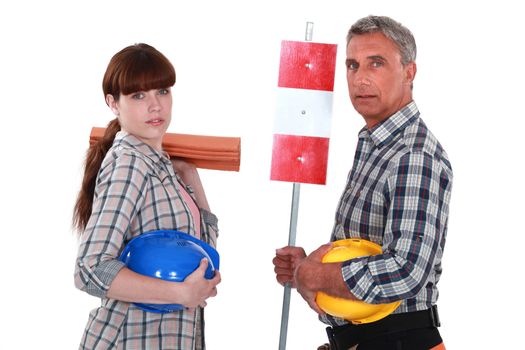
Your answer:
276,246 -> 296,255
276,274 -> 295,286
187,259 -> 208,280
199,258 -> 209,269
310,243 -> 333,260
274,270 -> 294,281
307,300 -> 322,314
194,258 -> 209,276
211,270 -> 221,284
274,265 -> 294,275
272,255 -> 293,267
275,246 -> 289,253
309,300 -> 326,316
276,275 -> 290,284
275,246 -> 305,258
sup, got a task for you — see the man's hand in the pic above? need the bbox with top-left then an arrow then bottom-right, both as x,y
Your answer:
294,243 -> 332,315
272,246 -> 306,287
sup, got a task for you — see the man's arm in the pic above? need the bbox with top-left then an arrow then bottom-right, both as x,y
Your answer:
293,244 -> 358,314
342,152 -> 451,304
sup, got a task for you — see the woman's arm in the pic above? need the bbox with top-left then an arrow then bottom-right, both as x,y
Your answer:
75,151 -> 219,308
106,260 -> 221,308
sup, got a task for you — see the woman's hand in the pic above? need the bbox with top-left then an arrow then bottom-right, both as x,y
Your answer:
171,158 -> 195,175
178,258 -> 221,308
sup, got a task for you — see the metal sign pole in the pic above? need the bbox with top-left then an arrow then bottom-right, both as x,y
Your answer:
277,21 -> 314,350
278,182 -> 300,350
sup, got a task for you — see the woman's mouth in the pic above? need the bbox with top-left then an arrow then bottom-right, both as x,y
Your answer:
146,118 -> 164,126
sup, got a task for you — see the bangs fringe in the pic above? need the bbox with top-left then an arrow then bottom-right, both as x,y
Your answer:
103,43 -> 176,98
119,53 -> 176,95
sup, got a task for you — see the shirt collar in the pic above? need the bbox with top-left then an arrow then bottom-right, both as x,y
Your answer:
113,131 -> 172,166
358,101 -> 420,148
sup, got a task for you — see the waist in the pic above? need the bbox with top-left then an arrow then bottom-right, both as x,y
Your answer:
321,297 -> 438,327
326,305 -> 441,349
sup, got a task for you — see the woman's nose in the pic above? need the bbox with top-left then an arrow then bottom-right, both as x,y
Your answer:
148,95 -> 162,112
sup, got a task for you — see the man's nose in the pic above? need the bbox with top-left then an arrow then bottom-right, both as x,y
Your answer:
353,70 -> 371,86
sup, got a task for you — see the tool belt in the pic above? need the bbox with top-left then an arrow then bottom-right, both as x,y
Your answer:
326,305 -> 441,350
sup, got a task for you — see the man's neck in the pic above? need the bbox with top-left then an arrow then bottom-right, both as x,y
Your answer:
364,99 -> 414,129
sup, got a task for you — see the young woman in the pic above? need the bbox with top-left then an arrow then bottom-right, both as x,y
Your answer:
73,43 -> 221,350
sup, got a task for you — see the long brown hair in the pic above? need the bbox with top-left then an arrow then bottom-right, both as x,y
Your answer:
73,43 -> 176,233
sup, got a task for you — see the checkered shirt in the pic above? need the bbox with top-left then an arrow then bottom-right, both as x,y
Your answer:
321,101 -> 453,326
74,131 -> 218,349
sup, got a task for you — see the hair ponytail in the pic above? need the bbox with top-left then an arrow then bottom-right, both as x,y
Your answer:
73,118 -> 121,233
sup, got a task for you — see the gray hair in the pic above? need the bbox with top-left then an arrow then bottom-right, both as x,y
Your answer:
347,15 -> 417,65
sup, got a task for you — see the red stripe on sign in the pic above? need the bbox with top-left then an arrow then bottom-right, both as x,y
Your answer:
270,134 -> 329,185
278,41 -> 337,92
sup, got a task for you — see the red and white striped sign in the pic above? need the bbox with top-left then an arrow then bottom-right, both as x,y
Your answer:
270,40 -> 337,185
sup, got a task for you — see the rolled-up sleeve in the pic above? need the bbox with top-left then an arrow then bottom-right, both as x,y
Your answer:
200,208 -> 219,248
342,151 -> 452,304
74,151 -> 148,298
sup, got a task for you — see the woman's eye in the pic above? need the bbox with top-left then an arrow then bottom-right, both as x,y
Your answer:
159,88 -> 170,95
132,92 -> 144,100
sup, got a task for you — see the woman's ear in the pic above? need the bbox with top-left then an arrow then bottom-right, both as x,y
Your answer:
105,94 -> 120,116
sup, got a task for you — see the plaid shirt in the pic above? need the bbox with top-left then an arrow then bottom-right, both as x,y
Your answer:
322,101 -> 453,326
74,131 -> 218,349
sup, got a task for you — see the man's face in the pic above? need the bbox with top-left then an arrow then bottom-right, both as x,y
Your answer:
346,32 -> 416,127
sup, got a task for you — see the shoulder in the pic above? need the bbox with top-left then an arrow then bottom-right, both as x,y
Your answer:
382,118 -> 452,185
401,117 -> 452,173
98,142 -> 157,182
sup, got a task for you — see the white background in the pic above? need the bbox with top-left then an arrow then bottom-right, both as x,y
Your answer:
1,1 -> 524,349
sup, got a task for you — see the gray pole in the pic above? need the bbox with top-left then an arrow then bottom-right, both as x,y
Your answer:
277,21 -> 313,350
278,183 -> 300,350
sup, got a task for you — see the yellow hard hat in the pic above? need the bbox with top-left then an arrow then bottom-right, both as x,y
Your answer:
315,238 -> 401,324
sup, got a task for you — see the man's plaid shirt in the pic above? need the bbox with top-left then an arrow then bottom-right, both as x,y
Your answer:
322,101 -> 453,326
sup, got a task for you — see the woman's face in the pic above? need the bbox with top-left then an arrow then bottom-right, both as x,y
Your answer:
107,87 -> 172,151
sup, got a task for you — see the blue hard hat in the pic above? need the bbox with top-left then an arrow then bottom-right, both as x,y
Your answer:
119,230 -> 220,313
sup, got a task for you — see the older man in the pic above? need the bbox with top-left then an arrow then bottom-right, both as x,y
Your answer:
273,15 -> 452,350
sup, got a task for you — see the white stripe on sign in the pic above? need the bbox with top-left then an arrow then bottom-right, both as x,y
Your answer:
273,87 -> 333,138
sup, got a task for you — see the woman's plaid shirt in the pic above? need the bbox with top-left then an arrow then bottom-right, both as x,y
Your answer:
322,102 -> 453,326
74,132 -> 218,349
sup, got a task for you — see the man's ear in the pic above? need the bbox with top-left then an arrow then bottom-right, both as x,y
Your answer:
106,94 -> 120,116
405,61 -> 417,86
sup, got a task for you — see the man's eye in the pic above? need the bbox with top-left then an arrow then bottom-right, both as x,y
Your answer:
347,62 -> 359,70
371,61 -> 383,68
